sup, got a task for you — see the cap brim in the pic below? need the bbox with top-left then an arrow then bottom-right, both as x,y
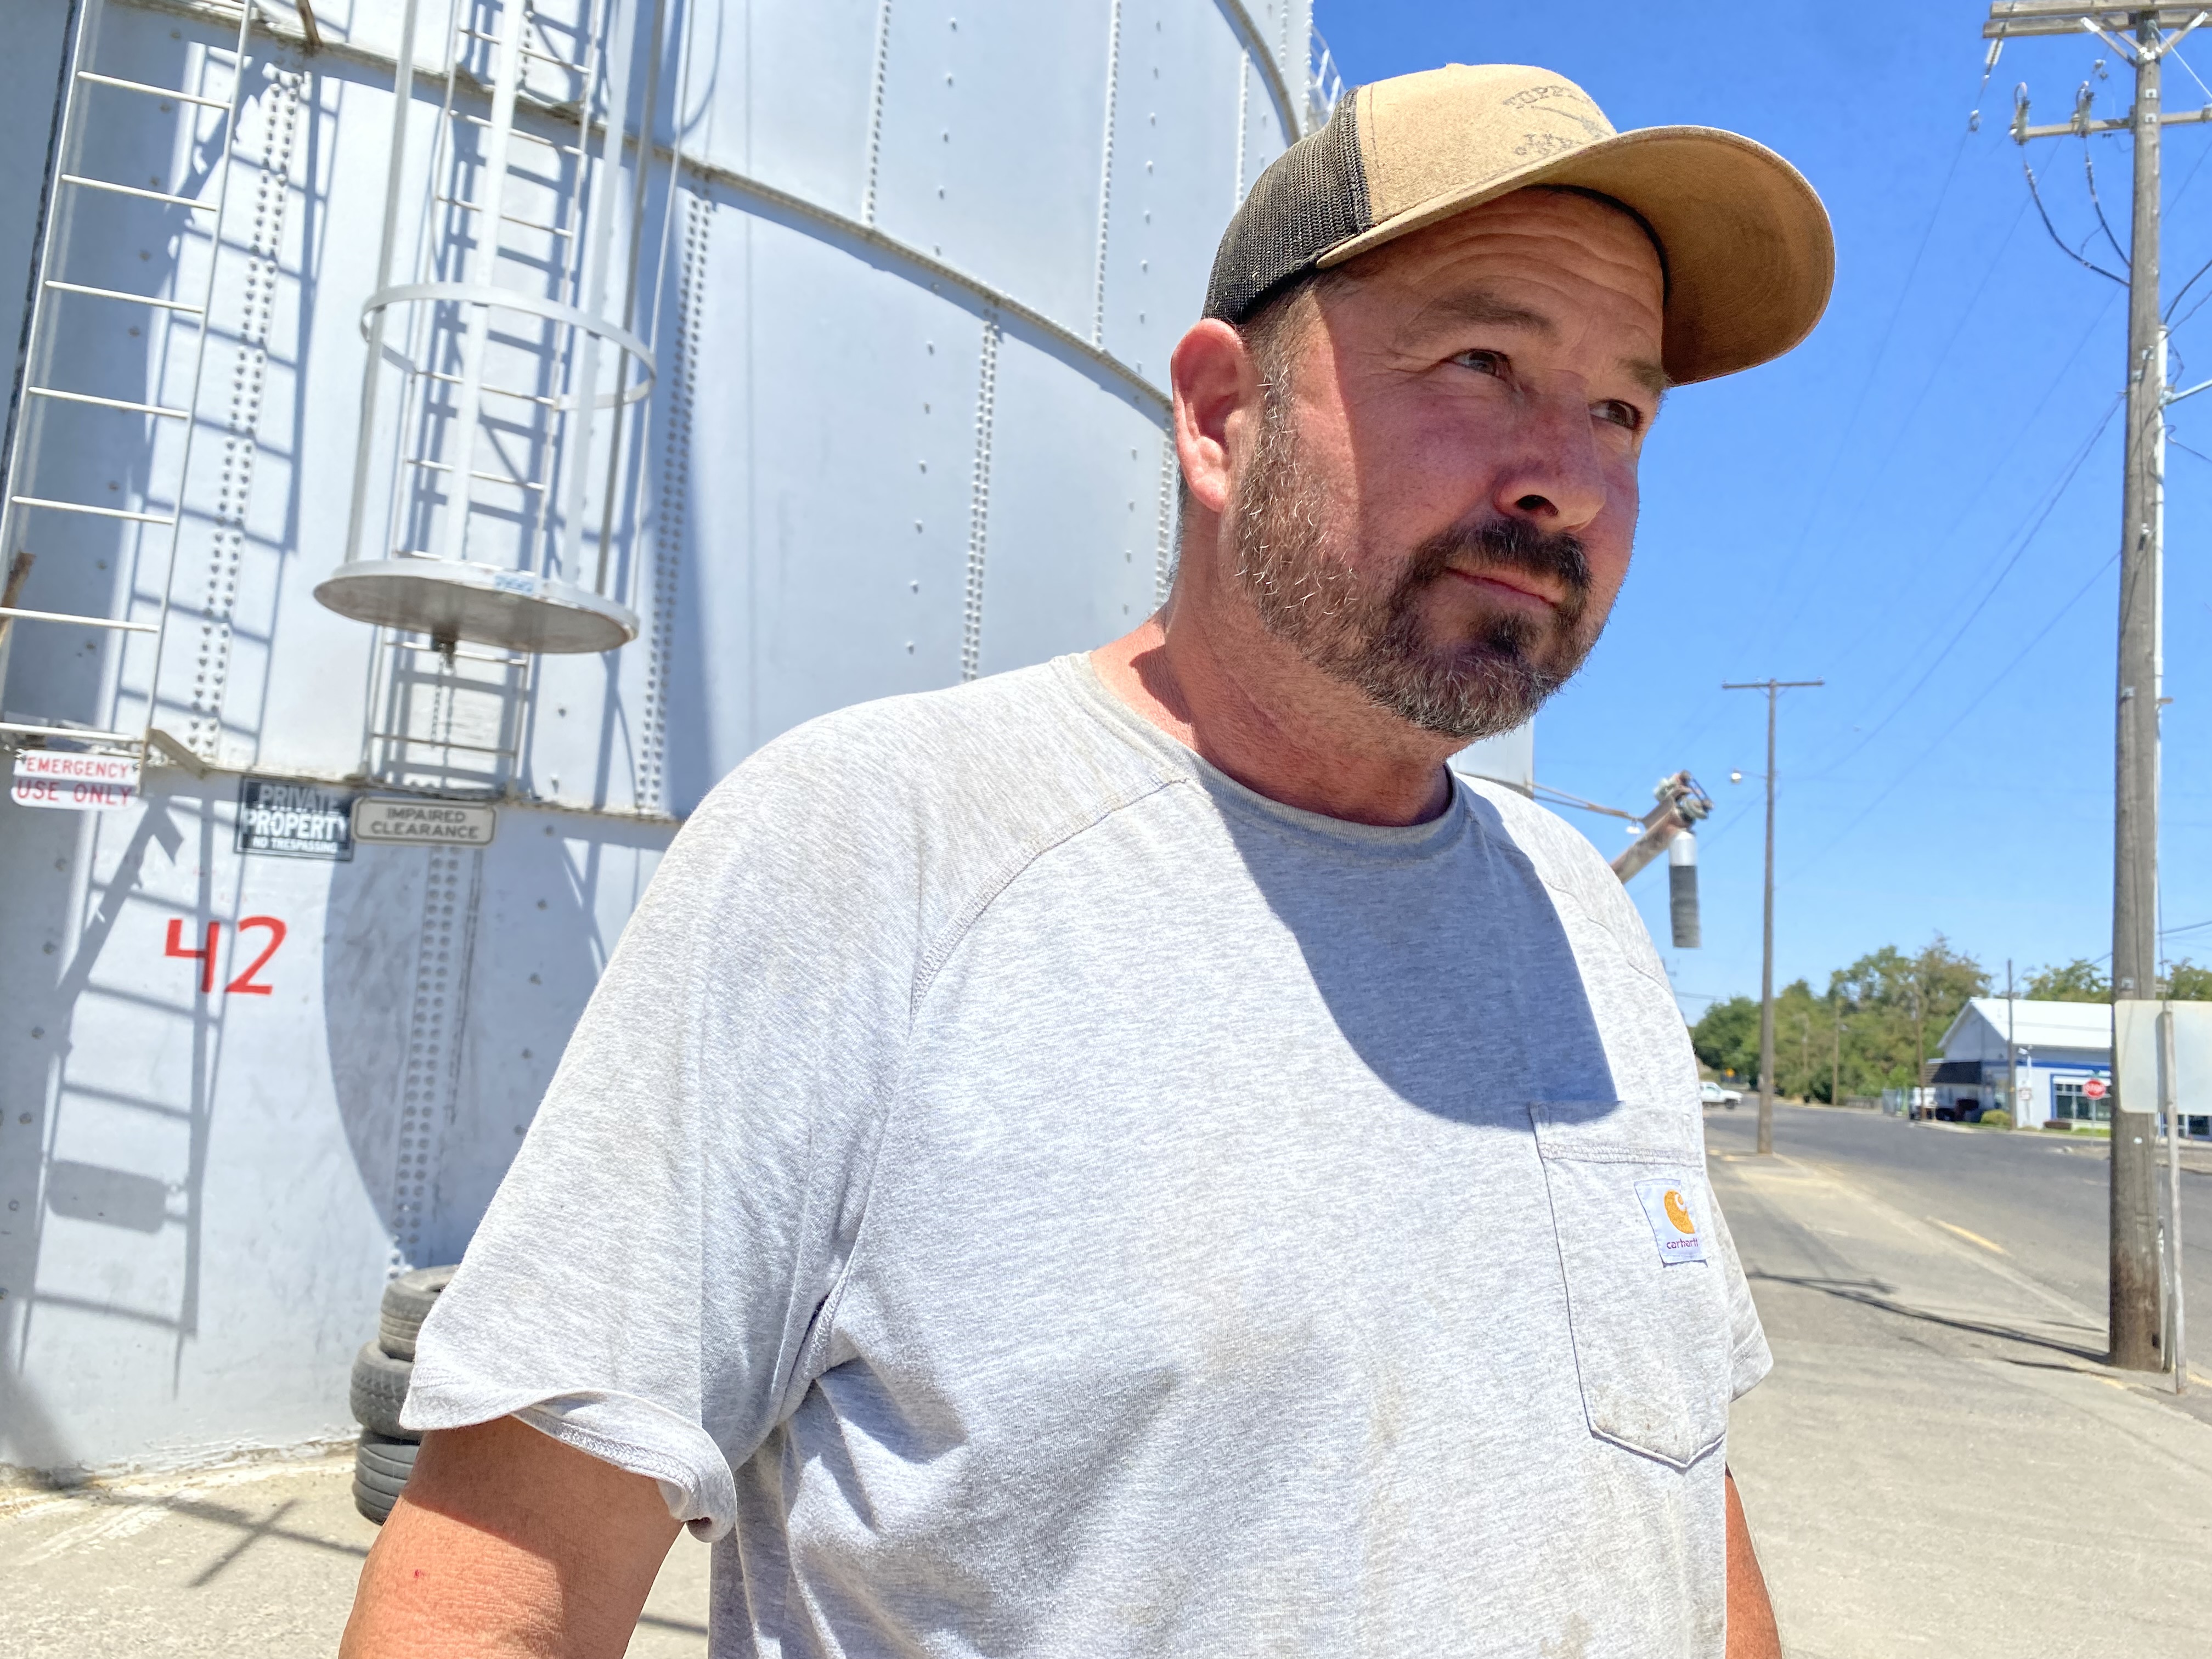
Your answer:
1317,125 -> 1834,386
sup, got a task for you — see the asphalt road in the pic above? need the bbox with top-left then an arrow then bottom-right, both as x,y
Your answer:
1706,1102 -> 2212,1359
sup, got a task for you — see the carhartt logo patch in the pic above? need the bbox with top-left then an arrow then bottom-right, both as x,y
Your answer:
1635,1178 -> 1707,1265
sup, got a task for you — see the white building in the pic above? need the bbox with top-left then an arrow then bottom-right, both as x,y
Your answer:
1932,998 -> 2116,1127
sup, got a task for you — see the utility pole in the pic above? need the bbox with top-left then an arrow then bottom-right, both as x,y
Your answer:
1723,678 -> 1823,1155
1982,0 -> 2199,1368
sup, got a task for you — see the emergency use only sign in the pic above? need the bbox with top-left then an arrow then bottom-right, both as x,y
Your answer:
235,777 -> 355,860
12,750 -> 140,810
352,797 -> 496,847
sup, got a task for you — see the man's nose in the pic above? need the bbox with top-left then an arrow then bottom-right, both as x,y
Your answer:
1486,390 -> 1608,535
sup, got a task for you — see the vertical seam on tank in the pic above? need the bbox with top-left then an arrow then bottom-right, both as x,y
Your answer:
959,312 -> 998,682
1233,57 -> 1250,205
1090,0 -> 1121,346
1153,430 -> 1177,606
861,0 -> 893,226
643,190 -> 705,814
189,66 -> 302,761
387,844 -> 480,1273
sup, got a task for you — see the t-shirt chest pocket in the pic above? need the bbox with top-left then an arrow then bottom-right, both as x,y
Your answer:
1529,1103 -> 1731,1470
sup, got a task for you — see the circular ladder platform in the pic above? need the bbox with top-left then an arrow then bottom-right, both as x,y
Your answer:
314,560 -> 639,656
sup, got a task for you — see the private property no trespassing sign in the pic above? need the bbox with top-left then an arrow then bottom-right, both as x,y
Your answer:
12,749 -> 139,811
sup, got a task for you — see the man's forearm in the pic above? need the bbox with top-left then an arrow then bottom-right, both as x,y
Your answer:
1724,1469 -> 1781,1658
342,1417 -> 681,1659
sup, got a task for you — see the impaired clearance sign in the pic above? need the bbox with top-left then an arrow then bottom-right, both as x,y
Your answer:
12,750 -> 140,810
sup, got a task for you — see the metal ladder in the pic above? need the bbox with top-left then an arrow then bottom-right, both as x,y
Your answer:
346,0 -> 662,793
0,0 -> 262,760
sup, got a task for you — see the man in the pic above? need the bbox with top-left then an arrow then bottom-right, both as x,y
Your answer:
344,63 -> 1830,1659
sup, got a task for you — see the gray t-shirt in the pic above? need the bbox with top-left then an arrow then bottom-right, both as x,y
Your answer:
407,654 -> 1770,1658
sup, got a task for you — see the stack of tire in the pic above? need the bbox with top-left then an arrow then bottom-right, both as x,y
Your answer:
349,1265 -> 455,1524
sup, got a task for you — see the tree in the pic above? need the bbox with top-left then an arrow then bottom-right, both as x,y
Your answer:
1691,996 -> 1760,1084
2024,958 -> 2109,1002
1817,938 -> 1988,1099
1691,941 -> 1988,1102
2162,960 -> 2212,1000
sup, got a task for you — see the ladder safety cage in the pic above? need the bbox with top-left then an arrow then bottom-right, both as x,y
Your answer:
0,0 -> 260,759
319,0 -> 663,691
1307,29 -> 1345,133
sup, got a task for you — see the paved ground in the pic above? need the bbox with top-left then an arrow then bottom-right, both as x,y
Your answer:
8,1102 -> 2208,1655
1713,1103 -> 2212,1659
1713,1101 -> 2212,1339
0,1452 -> 710,1657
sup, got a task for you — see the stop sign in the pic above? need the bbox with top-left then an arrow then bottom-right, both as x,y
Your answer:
2084,1077 -> 2108,1100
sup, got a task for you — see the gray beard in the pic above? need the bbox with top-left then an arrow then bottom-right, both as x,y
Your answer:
1230,394 -> 1601,742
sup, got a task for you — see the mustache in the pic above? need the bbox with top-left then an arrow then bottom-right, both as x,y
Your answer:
1401,516 -> 1591,624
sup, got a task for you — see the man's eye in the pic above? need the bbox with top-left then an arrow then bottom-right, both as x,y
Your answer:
1456,349 -> 1505,377
1594,399 -> 1641,431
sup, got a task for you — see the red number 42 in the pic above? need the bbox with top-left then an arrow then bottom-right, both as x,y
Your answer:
165,916 -> 286,995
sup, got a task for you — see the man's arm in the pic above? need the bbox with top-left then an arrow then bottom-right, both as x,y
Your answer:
1725,1469 -> 1781,1658
341,1417 -> 681,1659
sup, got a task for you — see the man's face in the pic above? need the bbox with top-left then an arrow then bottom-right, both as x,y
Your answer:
1228,189 -> 1666,741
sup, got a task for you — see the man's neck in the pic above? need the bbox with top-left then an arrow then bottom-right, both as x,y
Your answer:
1089,558 -> 1459,828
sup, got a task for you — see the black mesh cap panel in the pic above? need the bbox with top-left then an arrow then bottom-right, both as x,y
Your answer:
1203,95 -> 1372,324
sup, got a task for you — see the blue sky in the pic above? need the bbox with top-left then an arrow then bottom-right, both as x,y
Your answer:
1314,1 -> 2212,1017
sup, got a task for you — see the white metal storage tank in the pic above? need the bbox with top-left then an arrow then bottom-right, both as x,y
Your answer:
0,0 -> 1329,1477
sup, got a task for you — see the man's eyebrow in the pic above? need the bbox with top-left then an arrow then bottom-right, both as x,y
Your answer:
1621,356 -> 1671,398
1409,288 -> 1558,339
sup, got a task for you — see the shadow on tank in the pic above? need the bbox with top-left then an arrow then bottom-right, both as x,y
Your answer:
320,806 -> 673,1266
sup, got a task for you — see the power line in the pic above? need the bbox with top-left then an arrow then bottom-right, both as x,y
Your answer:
1797,59 -> 2212,741
2022,152 -> 2129,284
1789,546 -> 2119,882
2080,137 -> 2131,267
1763,193 -> 2035,655
1809,291 -> 2118,685
2153,100 -> 2212,316
1733,97 -> 1987,656
1796,391 -> 2121,782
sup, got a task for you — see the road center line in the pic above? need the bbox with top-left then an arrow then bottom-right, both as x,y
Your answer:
1929,1217 -> 2008,1256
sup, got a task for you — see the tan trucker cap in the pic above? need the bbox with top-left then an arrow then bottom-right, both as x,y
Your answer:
1203,64 -> 1834,386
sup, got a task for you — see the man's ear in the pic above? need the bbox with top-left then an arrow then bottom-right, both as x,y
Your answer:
1169,319 -> 1254,520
